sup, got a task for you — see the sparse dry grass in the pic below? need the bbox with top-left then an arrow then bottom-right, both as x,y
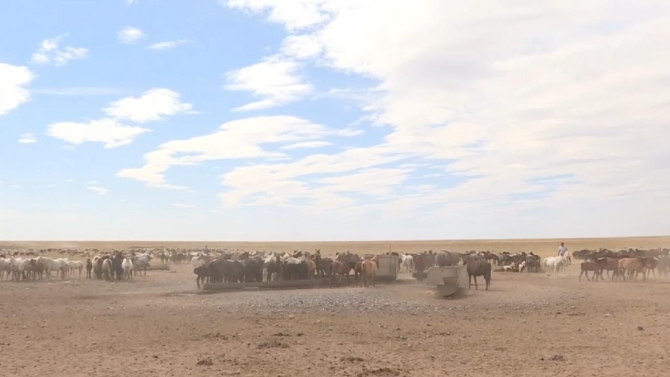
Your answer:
2,236 -> 668,258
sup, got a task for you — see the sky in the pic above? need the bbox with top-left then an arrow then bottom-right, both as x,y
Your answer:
1,0 -> 669,241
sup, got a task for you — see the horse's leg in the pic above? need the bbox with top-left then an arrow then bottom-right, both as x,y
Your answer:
579,271 -> 583,281
474,276 -> 478,290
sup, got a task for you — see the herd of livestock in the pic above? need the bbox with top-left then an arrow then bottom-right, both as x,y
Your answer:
0,250 -> 151,282
1,247 -> 669,287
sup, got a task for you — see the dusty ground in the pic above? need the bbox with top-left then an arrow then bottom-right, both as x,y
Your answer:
3,236 -> 670,258
2,260 -> 669,377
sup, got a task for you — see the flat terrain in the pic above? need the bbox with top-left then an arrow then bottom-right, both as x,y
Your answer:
2,236 -> 670,258
2,259 -> 670,377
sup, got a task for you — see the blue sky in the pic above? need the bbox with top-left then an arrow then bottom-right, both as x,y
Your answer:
1,0 -> 669,240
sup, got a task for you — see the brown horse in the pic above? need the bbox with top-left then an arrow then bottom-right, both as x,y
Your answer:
329,255 -> 358,288
361,260 -> 377,287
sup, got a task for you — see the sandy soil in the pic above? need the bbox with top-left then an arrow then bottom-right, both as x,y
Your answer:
2,236 -> 669,258
2,260 -> 669,377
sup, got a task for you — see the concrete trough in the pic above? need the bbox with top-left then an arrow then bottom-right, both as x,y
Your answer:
203,274 -> 398,292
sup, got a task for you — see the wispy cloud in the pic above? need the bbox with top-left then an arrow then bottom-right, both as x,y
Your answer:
117,26 -> 145,44
48,118 -> 149,149
172,203 -> 195,208
148,39 -> 192,50
281,141 -> 332,150
18,133 -> 37,144
30,34 -> 87,66
86,186 -> 108,195
225,55 -> 311,111
103,88 -> 194,123
33,87 -> 124,96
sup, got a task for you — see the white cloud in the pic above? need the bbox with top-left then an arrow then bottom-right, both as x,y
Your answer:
30,35 -> 88,66
281,141 -> 332,149
214,0 -> 670,236
103,88 -> 193,123
225,0 -> 329,32
118,115 -> 355,188
18,133 -> 37,144
33,87 -> 124,96
48,118 -> 149,149
280,34 -> 322,60
8,185 -> 23,189
148,39 -> 192,50
0,63 -> 33,116
117,26 -> 145,44
47,88 -> 192,148
172,203 -> 195,208
87,186 -> 108,195
126,0 -> 137,4
225,55 -> 311,111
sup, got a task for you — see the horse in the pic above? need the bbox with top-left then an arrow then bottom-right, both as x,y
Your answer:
543,255 -> 566,278
361,260 -> 377,287
464,259 -> 491,290
329,256 -> 358,288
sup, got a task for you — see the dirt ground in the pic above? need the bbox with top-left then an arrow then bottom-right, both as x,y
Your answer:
2,259 -> 669,377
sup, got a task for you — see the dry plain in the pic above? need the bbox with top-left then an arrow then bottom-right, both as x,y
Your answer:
1,236 -> 669,377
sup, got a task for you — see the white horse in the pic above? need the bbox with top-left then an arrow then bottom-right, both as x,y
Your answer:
122,258 -> 134,281
399,254 -> 414,273
67,261 -> 84,279
544,255 -> 567,278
